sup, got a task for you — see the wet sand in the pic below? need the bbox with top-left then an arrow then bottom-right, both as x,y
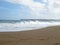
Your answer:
0,26 -> 60,45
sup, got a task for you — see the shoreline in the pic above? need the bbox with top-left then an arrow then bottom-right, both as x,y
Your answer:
0,26 -> 60,45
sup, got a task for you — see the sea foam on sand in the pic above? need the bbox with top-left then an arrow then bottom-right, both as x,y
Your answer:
0,21 -> 60,32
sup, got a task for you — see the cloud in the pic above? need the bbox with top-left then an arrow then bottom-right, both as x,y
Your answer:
5,0 -> 45,9
5,0 -> 60,19
5,0 -> 47,18
48,0 -> 60,19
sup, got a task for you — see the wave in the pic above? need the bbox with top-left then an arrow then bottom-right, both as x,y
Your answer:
0,21 -> 60,32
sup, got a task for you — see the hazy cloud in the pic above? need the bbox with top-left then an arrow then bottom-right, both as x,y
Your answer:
5,0 -> 47,18
5,0 -> 60,19
48,0 -> 60,19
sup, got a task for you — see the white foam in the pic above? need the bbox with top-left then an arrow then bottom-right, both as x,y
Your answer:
0,21 -> 60,32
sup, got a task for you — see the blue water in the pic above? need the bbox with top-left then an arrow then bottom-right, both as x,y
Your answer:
0,19 -> 60,32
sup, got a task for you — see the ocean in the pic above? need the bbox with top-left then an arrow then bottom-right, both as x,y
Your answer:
0,19 -> 60,32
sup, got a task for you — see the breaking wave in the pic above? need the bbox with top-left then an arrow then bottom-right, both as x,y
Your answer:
0,21 -> 60,32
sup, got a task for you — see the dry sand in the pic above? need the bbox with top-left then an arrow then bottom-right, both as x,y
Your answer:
0,26 -> 60,45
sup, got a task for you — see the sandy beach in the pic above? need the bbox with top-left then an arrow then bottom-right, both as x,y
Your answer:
0,26 -> 60,45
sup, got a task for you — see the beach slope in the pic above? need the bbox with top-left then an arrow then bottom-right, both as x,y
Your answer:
0,26 -> 60,45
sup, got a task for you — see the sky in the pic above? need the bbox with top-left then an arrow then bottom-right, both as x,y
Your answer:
0,0 -> 60,20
